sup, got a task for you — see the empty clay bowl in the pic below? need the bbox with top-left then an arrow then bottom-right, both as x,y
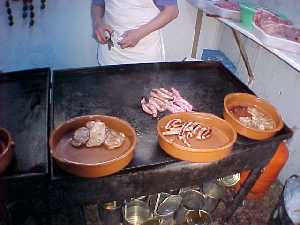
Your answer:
224,93 -> 284,140
0,128 -> 13,175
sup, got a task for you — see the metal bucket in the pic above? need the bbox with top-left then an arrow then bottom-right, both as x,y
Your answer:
123,199 -> 152,225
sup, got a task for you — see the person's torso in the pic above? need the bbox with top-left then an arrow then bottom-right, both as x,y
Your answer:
104,0 -> 160,32
100,0 -> 165,65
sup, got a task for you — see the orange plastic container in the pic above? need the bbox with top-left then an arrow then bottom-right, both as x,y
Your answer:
235,142 -> 289,199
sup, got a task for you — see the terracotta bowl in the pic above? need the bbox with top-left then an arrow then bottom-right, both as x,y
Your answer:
0,128 -> 13,175
224,93 -> 284,140
157,112 -> 237,163
49,115 -> 137,178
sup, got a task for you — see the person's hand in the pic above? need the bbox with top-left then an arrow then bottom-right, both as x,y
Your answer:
119,29 -> 145,49
93,21 -> 113,45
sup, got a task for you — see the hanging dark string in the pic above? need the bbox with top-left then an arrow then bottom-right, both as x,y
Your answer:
5,0 -> 47,28
41,0 -> 46,10
22,0 -> 28,19
29,0 -> 34,27
5,0 -> 14,26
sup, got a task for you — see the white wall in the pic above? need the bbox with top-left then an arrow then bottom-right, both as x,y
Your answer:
163,0 -> 197,61
214,24 -> 300,182
0,0 -> 98,71
0,0 -> 197,72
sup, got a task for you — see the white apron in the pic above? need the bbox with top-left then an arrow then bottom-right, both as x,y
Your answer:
99,0 -> 165,65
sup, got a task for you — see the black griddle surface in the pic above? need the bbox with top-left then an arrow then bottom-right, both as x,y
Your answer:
0,68 -> 50,180
52,62 -> 284,178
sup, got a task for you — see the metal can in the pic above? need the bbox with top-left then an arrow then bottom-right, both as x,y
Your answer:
202,181 -> 226,200
185,210 -> 212,225
123,199 -> 151,225
217,173 -> 241,187
142,218 -> 161,225
176,189 -> 206,224
98,201 -> 122,225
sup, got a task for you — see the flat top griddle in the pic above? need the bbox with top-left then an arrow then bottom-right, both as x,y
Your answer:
51,62 -> 291,179
0,69 -> 50,180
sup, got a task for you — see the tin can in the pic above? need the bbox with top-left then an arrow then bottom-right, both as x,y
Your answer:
155,195 -> 182,225
202,181 -> 226,213
123,199 -> 151,225
185,210 -> 212,225
202,181 -> 226,199
176,189 -> 206,224
217,173 -> 241,187
98,201 -> 122,225
142,218 -> 161,225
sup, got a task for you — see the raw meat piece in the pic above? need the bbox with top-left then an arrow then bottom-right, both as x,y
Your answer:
149,97 -> 166,112
86,121 -> 107,147
147,102 -> 158,117
152,88 -> 174,101
162,119 -> 212,147
159,88 -> 174,98
166,102 -> 186,113
141,88 -> 193,117
254,9 -> 300,43
104,129 -> 125,149
254,9 -> 292,28
214,0 -> 240,11
141,98 -> 154,116
71,127 -> 90,147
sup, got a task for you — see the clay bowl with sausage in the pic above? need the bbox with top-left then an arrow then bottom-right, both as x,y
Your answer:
224,93 -> 284,140
157,112 -> 237,163
49,115 -> 137,178
0,128 -> 13,175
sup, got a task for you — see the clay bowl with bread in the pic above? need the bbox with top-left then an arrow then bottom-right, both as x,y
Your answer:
224,93 -> 283,140
49,115 -> 137,178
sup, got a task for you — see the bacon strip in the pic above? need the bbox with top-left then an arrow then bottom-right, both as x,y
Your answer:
159,88 -> 174,99
141,88 -> 193,116
162,119 -> 212,147
149,97 -> 165,112
150,91 -> 169,103
165,119 -> 182,130
147,102 -> 158,118
141,98 -> 153,116
153,88 -> 174,101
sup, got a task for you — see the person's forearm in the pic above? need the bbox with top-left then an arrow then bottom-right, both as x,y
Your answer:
91,4 -> 105,26
138,5 -> 179,39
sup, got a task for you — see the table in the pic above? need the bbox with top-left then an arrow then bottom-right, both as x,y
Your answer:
47,62 -> 292,223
